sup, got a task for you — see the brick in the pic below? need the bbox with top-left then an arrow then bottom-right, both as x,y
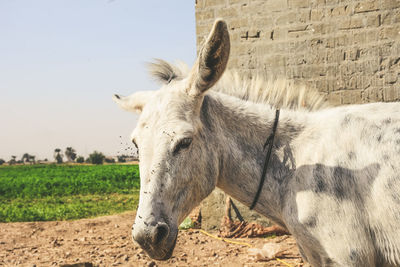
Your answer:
354,1 -> 379,13
195,10 -> 215,21
276,10 -> 310,24
352,31 -> 367,45
362,87 -> 383,102
338,17 -> 364,30
243,0 -> 285,14
342,90 -> 363,104
288,29 -> 313,39
331,5 -> 348,16
326,91 -> 341,105
204,0 -> 226,7
379,26 -> 400,40
228,0 -> 248,4
347,48 -> 361,61
251,17 -> 274,28
381,0 -> 400,9
364,59 -> 380,74
311,0 -> 327,6
326,0 -> 339,5
272,27 -> 288,40
229,18 -> 250,29
311,9 -> 325,21
196,24 -> 212,37
381,10 -> 400,24
312,23 -> 335,34
263,0 -> 288,11
383,86 -> 400,101
385,72 -> 399,84
365,14 -> 381,27
315,79 -> 329,93
215,6 -> 239,17
289,0 -> 310,8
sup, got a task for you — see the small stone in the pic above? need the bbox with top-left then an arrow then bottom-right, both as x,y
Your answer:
148,261 -> 157,267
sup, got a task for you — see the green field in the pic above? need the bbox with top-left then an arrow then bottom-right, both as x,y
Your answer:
0,164 -> 140,222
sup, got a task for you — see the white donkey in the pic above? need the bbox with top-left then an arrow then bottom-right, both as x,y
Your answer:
113,20 -> 400,266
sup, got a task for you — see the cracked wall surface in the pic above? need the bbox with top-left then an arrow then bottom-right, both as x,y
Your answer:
195,0 -> 400,105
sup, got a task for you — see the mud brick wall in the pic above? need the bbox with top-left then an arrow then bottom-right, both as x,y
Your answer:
195,0 -> 400,230
196,0 -> 400,105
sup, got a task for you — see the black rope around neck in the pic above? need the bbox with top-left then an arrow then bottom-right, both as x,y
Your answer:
250,109 -> 280,210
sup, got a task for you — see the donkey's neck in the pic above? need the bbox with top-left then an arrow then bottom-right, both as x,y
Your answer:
201,91 -> 308,226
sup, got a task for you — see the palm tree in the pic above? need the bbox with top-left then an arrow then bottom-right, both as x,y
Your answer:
9,155 -> 16,165
54,148 -> 63,164
21,153 -> 30,163
65,147 -> 77,162
28,155 -> 35,164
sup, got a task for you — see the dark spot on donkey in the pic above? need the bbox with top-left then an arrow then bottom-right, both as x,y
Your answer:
341,114 -> 352,127
347,151 -> 356,160
313,164 -> 327,193
295,163 -> 380,202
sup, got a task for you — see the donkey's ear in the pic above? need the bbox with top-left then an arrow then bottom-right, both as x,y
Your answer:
112,91 -> 154,114
188,19 -> 230,96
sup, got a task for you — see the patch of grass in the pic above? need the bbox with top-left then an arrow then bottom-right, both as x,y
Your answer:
0,164 -> 140,199
179,217 -> 194,230
0,164 -> 140,222
0,192 -> 139,222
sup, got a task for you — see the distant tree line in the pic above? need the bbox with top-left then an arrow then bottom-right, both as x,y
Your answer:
0,147 -> 137,166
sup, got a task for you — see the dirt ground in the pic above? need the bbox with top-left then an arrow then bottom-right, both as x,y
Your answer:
0,212 -> 303,267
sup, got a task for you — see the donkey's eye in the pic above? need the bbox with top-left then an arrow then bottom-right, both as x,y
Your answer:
173,138 -> 192,155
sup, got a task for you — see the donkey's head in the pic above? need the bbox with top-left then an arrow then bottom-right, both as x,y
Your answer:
113,20 -> 230,260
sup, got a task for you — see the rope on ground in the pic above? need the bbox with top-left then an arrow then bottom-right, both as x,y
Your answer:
199,229 -> 252,247
275,257 -> 295,267
196,229 -> 294,267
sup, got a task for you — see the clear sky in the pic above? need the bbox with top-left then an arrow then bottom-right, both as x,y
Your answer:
0,0 -> 196,161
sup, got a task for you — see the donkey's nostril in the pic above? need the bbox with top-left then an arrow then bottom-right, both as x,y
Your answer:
153,223 -> 169,245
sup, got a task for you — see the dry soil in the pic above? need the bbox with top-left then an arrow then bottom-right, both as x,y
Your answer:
0,212 -> 303,267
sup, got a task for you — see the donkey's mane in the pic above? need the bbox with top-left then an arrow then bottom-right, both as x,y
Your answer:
148,59 -> 329,111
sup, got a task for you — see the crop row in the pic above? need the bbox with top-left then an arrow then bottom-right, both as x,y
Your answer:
0,164 -> 140,199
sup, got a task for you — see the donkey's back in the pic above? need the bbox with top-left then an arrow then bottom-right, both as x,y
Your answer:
286,102 -> 400,266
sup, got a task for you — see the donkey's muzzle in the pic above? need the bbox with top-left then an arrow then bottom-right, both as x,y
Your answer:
132,221 -> 177,260
151,222 -> 169,245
